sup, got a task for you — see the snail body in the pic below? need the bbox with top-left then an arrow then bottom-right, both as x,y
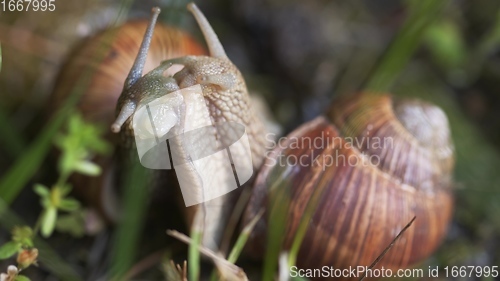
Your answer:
53,3 -> 267,247
110,4 -> 268,249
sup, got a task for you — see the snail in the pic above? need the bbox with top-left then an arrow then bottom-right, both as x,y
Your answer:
53,4 -> 269,248
243,93 -> 454,279
52,2 -> 455,280
108,4 -> 268,250
51,7 -> 206,220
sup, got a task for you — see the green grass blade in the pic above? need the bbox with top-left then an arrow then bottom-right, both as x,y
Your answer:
227,210 -> 263,264
0,106 -> 26,158
188,210 -> 203,281
365,0 -> 448,92
209,210 -> 263,281
0,44 -> 26,157
287,172 -> 330,267
262,171 -> 293,281
474,10 -> 500,62
464,10 -> 500,83
108,161 -> 151,280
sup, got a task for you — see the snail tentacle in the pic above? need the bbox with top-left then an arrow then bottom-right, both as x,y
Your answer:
187,3 -> 227,59
125,7 -> 161,89
111,100 -> 136,133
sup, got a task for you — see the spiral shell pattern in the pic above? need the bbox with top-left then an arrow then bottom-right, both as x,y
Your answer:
244,93 -> 454,280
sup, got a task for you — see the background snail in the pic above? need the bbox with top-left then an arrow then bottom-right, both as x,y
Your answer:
243,93 -> 454,279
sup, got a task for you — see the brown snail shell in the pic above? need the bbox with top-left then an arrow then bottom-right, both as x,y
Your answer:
51,19 -> 206,219
243,93 -> 454,280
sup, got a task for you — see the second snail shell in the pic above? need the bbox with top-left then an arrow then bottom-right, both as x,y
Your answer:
243,93 -> 454,280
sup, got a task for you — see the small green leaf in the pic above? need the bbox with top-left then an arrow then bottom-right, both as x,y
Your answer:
58,198 -> 81,212
11,226 -> 34,247
33,184 -> 50,198
56,212 -> 85,238
73,160 -> 101,176
0,241 -> 21,259
15,275 -> 31,281
58,149 -> 78,176
68,114 -> 83,133
41,207 -> 57,238
87,137 -> 112,155
424,19 -> 466,69
49,187 -> 62,208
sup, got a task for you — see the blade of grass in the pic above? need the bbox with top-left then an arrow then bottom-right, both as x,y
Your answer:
219,187 -> 253,256
262,169 -> 293,281
473,10 -> 500,64
0,42 -> 27,158
227,210 -> 263,264
167,230 -> 249,281
465,10 -> 500,84
287,167 -> 331,267
188,208 -> 203,281
0,199 -> 82,281
108,160 -> 151,280
209,207 -> 263,281
359,216 -> 416,281
0,106 -> 26,158
364,0 -> 448,92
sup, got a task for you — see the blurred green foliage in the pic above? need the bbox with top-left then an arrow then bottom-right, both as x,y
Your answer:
54,114 -> 111,179
0,227 -> 34,260
365,0 -> 447,91
424,19 -> 467,70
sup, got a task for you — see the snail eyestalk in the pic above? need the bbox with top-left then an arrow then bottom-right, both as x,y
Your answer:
111,100 -> 136,133
124,7 -> 161,89
187,3 -> 227,59
113,7 -> 160,133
